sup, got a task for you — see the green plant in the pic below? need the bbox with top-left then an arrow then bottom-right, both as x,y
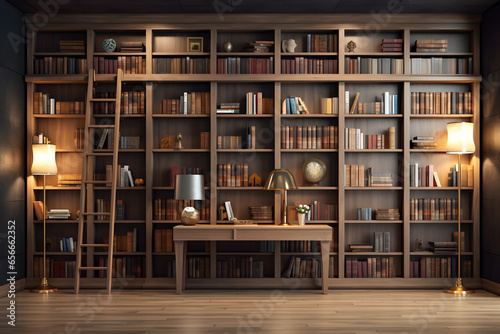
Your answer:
296,204 -> 310,214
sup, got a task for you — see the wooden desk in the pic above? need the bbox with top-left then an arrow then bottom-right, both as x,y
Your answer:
173,224 -> 332,294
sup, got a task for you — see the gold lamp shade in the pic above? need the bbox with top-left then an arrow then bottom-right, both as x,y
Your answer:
32,144 -> 57,175
263,169 -> 298,191
174,174 -> 204,225
446,122 -> 475,154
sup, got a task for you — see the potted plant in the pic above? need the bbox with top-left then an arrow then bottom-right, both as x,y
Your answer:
296,204 -> 310,225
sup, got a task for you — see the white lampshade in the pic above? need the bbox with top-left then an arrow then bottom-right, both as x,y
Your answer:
446,122 -> 475,154
32,144 -> 58,175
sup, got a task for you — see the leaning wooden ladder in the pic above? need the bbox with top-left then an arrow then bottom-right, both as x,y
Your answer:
75,69 -> 123,294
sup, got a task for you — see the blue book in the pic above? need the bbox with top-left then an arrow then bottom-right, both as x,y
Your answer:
289,97 -> 297,114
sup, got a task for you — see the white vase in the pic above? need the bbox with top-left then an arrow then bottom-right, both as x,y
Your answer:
298,213 -> 306,225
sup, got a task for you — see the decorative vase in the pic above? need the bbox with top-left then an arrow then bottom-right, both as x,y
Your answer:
298,213 -> 306,225
102,38 -> 116,53
281,39 -> 297,53
223,41 -> 233,52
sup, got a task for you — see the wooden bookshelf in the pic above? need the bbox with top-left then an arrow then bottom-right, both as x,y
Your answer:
26,14 -> 481,289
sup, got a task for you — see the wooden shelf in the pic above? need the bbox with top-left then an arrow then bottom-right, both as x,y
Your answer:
93,52 -> 146,56
282,149 -> 338,153
344,149 -> 403,153
410,187 -> 473,190
345,220 -> 403,224
153,52 -> 210,56
152,114 -> 210,118
345,187 -> 403,190
410,220 -> 473,224
217,52 -> 274,57
217,149 -> 274,153
296,186 -> 338,190
153,149 -> 210,153
410,251 -> 473,256
33,114 -> 85,119
345,252 -> 403,256
281,52 -> 338,56
217,113 -> 274,118
410,114 -> 473,118
33,186 -> 80,191
345,114 -> 402,118
280,114 -> 338,118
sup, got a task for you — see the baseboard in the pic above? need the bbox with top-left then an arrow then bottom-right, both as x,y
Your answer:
0,278 -> 26,298
482,278 -> 500,296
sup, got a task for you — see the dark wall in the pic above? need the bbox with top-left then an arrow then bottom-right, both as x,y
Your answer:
481,1 -> 500,284
0,0 -> 26,286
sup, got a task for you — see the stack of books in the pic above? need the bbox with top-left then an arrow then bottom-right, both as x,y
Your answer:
375,209 -> 400,220
249,206 -> 273,220
59,40 -> 85,52
429,241 -> 458,254
120,41 -> 144,52
217,102 -> 240,114
243,41 -> 274,53
380,38 -> 403,52
59,237 -> 75,252
411,136 -> 437,149
57,174 -> 82,186
348,244 -> 374,252
367,169 -> 394,187
48,209 -> 71,220
415,39 -> 447,52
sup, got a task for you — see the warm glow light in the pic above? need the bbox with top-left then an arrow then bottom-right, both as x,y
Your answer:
446,122 -> 475,154
32,144 -> 57,175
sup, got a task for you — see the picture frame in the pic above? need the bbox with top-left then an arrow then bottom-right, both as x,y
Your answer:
187,37 -> 203,53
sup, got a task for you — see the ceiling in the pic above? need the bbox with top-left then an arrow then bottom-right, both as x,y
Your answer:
7,0 -> 499,14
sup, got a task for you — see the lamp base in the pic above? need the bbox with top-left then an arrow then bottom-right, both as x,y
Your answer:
279,222 -> 290,226
30,277 -> 58,293
180,207 -> 200,225
444,278 -> 475,295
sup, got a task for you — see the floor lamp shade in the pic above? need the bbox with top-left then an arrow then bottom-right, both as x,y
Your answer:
32,144 -> 57,175
174,175 -> 204,225
446,122 -> 475,154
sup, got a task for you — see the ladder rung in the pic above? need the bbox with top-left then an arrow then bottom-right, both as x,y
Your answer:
83,212 -> 111,216
80,243 -> 109,247
85,180 -> 111,184
90,98 -> 116,102
87,152 -> 114,157
88,125 -> 115,129
79,267 -> 108,270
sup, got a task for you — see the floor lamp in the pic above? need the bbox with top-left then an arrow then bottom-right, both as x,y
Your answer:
444,122 -> 475,295
263,169 -> 298,226
31,143 -> 58,293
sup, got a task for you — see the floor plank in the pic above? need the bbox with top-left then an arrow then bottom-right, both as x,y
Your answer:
1,289 -> 499,333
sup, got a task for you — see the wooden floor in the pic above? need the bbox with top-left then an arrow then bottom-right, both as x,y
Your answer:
1,289 -> 500,333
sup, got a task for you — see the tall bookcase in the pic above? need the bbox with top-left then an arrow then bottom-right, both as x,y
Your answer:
26,14 -> 481,289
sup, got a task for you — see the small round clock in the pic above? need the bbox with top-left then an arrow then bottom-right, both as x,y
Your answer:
303,157 -> 327,186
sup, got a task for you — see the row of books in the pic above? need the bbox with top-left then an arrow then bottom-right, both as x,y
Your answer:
59,40 -> 85,52
410,164 -> 440,187
357,208 -> 373,220
282,256 -> 322,278
288,202 -> 339,221
152,57 -> 209,74
381,38 -> 402,52
93,56 -> 146,74
75,128 -> 84,150
96,256 -> 145,278
409,198 -> 458,221
102,229 -> 138,252
345,57 -> 404,74
375,209 -> 400,220
119,165 -> 135,187
346,91 -> 399,114
410,92 -> 472,114
410,57 -> 472,75
281,58 -> 338,74
218,128 -> 256,149
33,258 -> 76,278
92,91 -> 115,114
281,241 -> 321,253
167,166 -> 204,187
414,39 -> 447,53
160,260 -> 176,278
199,132 -> 210,150
217,57 -> 274,74
306,34 -> 338,53
153,199 -> 210,221
216,257 -> 264,278
320,97 -> 340,114
59,237 -> 76,252
34,57 -> 88,74
344,127 -> 396,149
95,199 -> 126,220
248,206 -> 273,221
33,92 -> 85,114
153,229 -> 173,253
245,92 -> 273,114
188,256 -> 210,278
281,125 -> 339,149
346,257 -> 395,278
92,91 -> 145,115
58,173 -> 82,187
120,136 -> 141,149
217,164 -> 249,187
161,91 -> 210,114
448,164 -> 474,187
345,165 -> 394,187
410,257 -> 472,278
281,96 -> 309,114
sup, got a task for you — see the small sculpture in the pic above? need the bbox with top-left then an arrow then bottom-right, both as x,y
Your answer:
174,133 -> 183,150
249,173 -> 261,187
415,237 -> 424,251
282,39 -> 297,53
347,40 -> 357,52
134,178 -> 145,186
223,41 -> 233,52
161,135 -> 174,149
102,38 -> 116,53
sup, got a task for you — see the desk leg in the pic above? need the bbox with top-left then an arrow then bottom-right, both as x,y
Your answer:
175,241 -> 185,294
320,241 -> 329,295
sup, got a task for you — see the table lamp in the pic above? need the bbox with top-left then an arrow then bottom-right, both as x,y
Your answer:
263,169 -> 298,226
174,174 -> 205,225
31,143 -> 58,293
444,122 -> 475,295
